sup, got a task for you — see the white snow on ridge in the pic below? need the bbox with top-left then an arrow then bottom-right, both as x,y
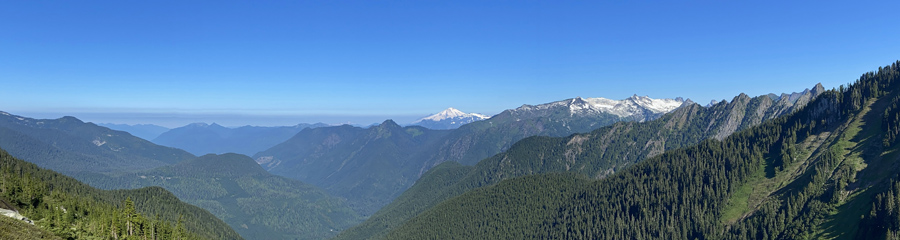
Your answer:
469,113 -> 489,120
518,95 -> 685,118
414,108 -> 489,123
615,95 -> 684,113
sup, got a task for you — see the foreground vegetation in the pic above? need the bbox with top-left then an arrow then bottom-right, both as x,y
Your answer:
78,153 -> 362,240
0,148 -> 242,240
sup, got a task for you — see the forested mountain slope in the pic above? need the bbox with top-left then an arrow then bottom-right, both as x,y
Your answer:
80,153 -> 362,240
0,112 -> 361,239
258,96 -> 685,215
0,148 -> 242,239
0,113 -> 195,175
255,120 -> 451,215
152,122 -> 327,156
334,84 -> 824,239
378,62 -> 900,239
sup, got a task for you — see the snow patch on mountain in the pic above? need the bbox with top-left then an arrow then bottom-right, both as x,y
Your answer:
516,95 -> 686,118
414,108 -> 489,123
412,108 -> 490,130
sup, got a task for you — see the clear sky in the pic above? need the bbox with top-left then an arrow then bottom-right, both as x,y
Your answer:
2,1 -> 899,127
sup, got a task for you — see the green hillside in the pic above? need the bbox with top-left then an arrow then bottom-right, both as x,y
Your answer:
375,61 -> 900,239
0,215 -> 61,240
0,148 -> 242,239
256,121 -> 452,215
335,84 -> 823,240
81,153 -> 363,240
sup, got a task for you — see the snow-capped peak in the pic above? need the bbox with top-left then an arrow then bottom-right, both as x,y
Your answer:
516,95 -> 686,119
620,95 -> 684,114
414,108 -> 490,123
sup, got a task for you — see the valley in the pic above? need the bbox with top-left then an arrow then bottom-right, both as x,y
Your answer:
4,2 -> 898,239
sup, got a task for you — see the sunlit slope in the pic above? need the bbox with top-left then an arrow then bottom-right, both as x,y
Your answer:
379,62 -> 900,239
81,153 -> 363,240
336,84 -> 823,239
0,148 -> 242,240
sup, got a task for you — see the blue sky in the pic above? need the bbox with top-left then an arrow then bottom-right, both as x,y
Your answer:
2,1 -> 899,127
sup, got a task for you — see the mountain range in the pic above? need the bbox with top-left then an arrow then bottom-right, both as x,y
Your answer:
370,63 -> 900,239
255,94 -> 687,215
97,123 -> 170,141
0,112 -> 359,239
6,61 -> 898,240
517,94 -> 685,120
334,83 -> 825,239
423,94 -> 688,166
151,122 -> 328,156
0,82 -> 825,240
0,112 -> 195,175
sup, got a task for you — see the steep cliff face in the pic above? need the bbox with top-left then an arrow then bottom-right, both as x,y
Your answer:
707,83 -> 824,141
532,85 -> 823,178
